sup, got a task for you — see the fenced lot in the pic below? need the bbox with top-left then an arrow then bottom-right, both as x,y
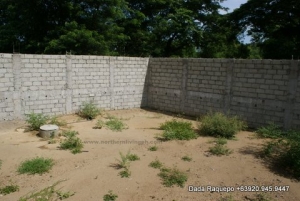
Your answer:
0,109 -> 299,201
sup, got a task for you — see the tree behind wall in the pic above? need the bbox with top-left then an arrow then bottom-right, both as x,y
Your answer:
229,0 -> 300,59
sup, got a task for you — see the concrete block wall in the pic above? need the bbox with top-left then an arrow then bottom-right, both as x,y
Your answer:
20,54 -> 67,117
147,58 -> 300,129
0,54 -> 14,120
1,53 -> 299,129
0,53 -> 149,120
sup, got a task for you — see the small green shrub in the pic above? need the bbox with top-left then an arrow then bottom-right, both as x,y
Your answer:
127,154 -> 140,161
0,185 -> 19,195
219,195 -> 236,201
61,130 -> 78,138
115,151 -> 139,178
160,119 -> 197,140
209,144 -> 232,156
158,167 -> 188,188
119,169 -> 131,178
48,116 -> 67,127
148,146 -> 158,151
48,138 -> 57,144
0,159 -> 2,169
215,138 -> 228,145
94,119 -> 105,129
149,159 -> 163,169
25,112 -> 49,131
56,191 -> 75,200
103,190 -> 118,201
19,181 -> 63,201
78,101 -> 101,120
181,156 -> 192,162
256,123 -> 284,139
199,112 -> 246,139
60,135 -> 83,154
116,151 -> 130,169
105,116 -> 127,131
262,128 -> 300,179
251,193 -> 273,201
18,157 -> 54,175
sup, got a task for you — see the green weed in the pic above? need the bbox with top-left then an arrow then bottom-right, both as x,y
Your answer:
94,119 -> 105,129
148,146 -> 158,151
0,185 -> 19,195
181,155 -> 192,162
149,159 -> 163,169
158,167 -> 188,188
116,151 -> 130,169
48,116 -> 67,127
48,138 -> 57,144
56,190 -> 75,200
215,137 -> 228,145
127,154 -> 140,161
60,134 -> 83,154
119,169 -> 131,178
19,181 -> 64,201
78,101 -> 101,120
199,112 -> 246,139
259,125 -> 300,179
256,123 -> 284,139
18,157 -> 54,175
160,119 -> 197,140
25,112 -> 49,131
115,151 -> 139,178
105,116 -> 127,131
209,144 -> 232,156
103,190 -> 118,201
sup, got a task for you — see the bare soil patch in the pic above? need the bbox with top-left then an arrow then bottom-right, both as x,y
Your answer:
0,109 -> 299,201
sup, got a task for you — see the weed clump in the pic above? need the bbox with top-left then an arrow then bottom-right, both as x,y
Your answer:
209,138 -> 232,156
78,101 -> 101,120
158,167 -> 188,188
181,156 -> 192,162
115,151 -> 139,178
105,116 -> 127,131
103,190 -> 118,201
18,157 -> 54,175
148,146 -> 158,151
19,181 -> 69,201
0,185 -> 19,195
160,119 -> 197,140
256,122 -> 284,139
149,159 -> 163,169
60,130 -> 83,154
95,116 -> 127,131
258,124 -> 300,180
25,112 -> 49,131
49,116 -> 67,127
199,112 -> 246,139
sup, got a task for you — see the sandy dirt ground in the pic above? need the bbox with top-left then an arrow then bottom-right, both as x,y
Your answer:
0,109 -> 299,201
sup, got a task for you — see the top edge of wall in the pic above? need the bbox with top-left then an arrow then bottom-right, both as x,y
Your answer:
0,53 -> 150,59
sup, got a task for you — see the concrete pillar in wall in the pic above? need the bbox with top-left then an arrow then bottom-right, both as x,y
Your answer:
12,54 -> 22,119
65,55 -> 73,114
284,60 -> 299,130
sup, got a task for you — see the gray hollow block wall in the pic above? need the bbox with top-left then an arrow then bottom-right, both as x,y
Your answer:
1,53 -> 299,130
0,53 -> 149,121
147,58 -> 300,129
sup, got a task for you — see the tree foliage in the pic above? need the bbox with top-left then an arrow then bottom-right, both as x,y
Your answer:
2,0 -> 295,59
230,0 -> 300,59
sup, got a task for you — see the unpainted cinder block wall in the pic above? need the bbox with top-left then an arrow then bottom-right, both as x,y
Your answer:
147,58 -> 300,129
0,53 -> 149,120
1,53 -> 299,129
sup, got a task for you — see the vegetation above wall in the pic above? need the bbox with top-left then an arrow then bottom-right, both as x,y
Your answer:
0,0 -> 299,59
